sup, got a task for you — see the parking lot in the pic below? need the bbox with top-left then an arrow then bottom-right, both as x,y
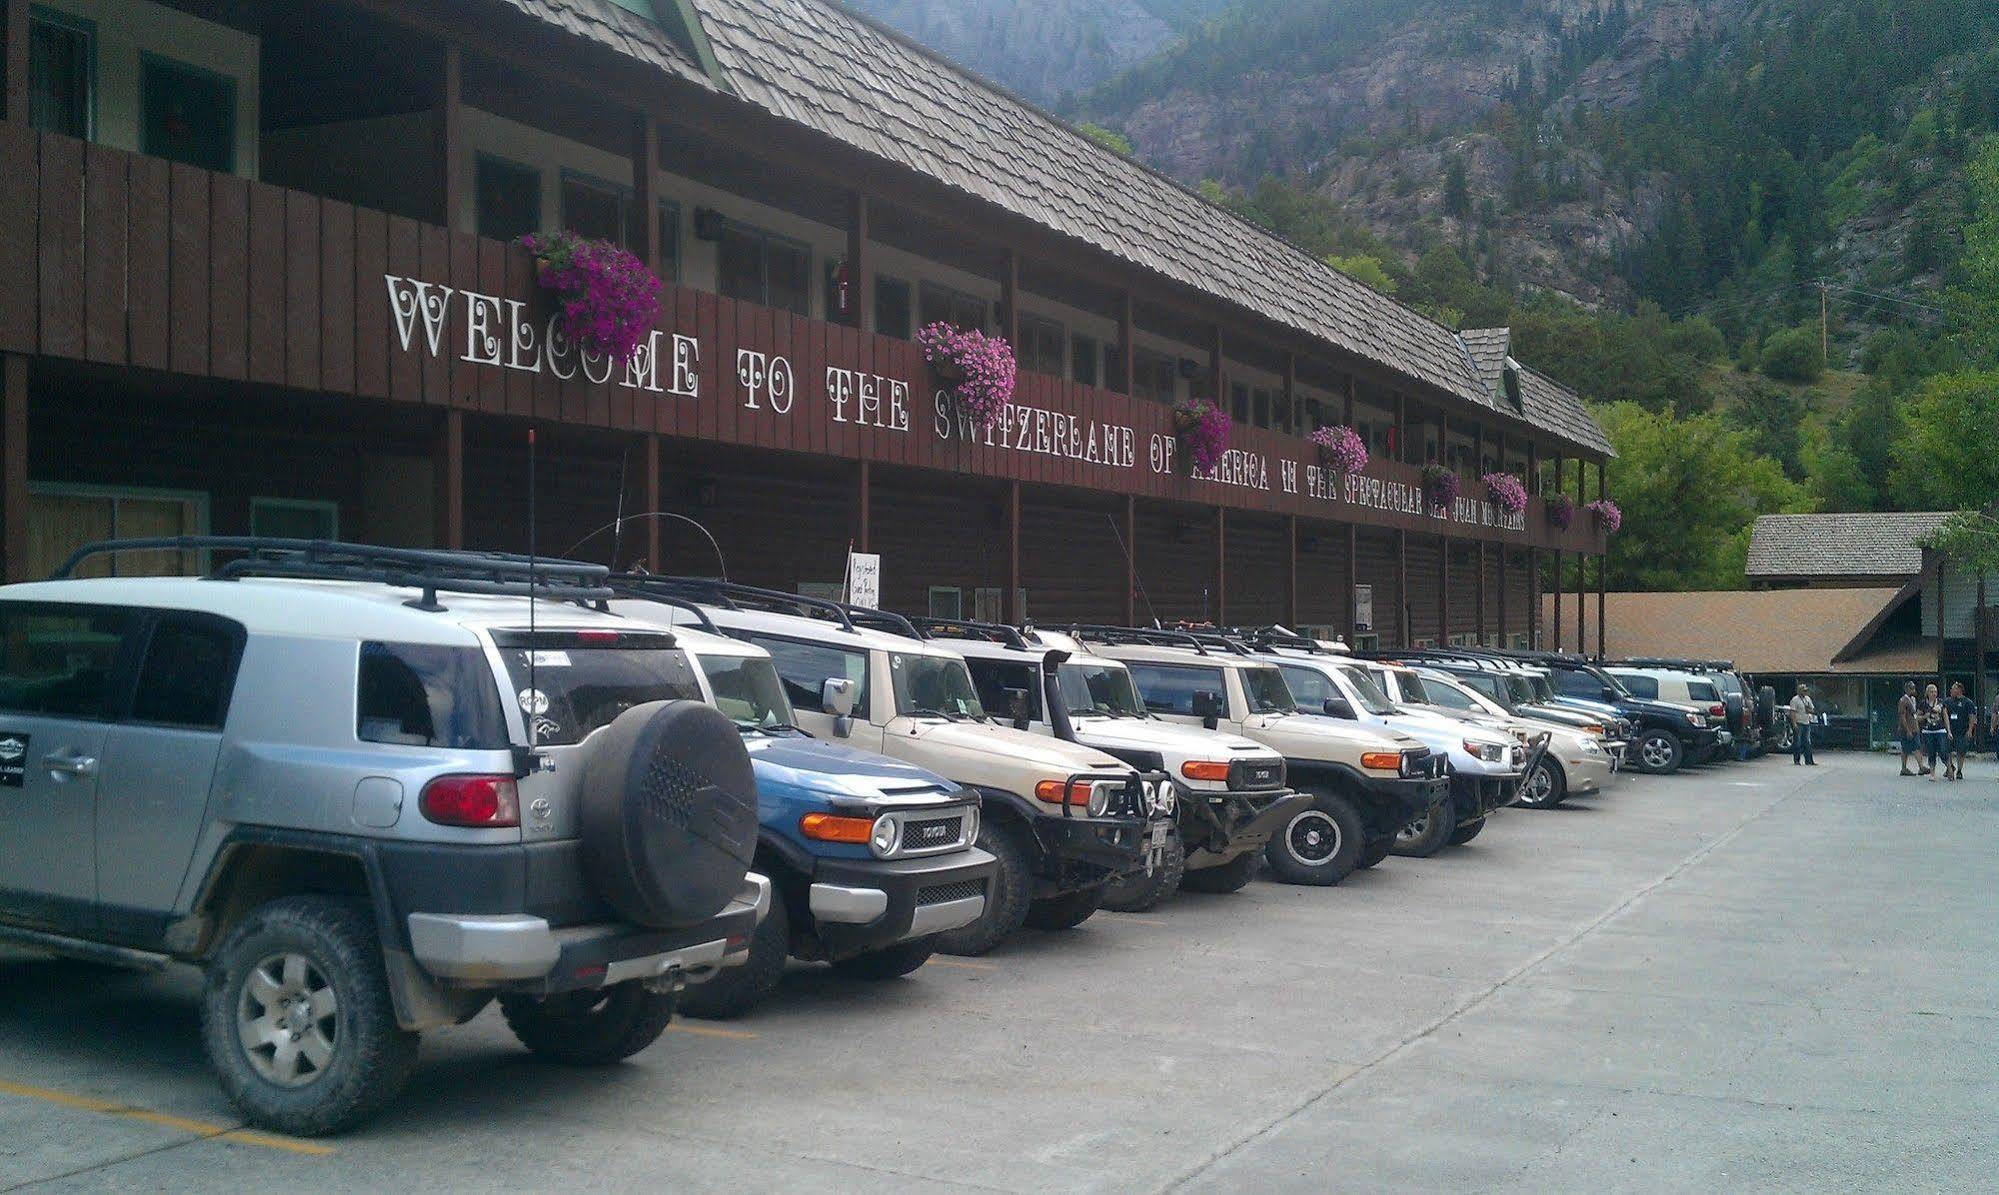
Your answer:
4,752 -> 1993,1193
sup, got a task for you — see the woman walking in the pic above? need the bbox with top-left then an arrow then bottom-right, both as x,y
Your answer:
1917,683 -> 1951,782
1943,681 -> 1978,780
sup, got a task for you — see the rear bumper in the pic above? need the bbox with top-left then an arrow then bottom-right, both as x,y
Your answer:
804,848 -> 997,959
407,874 -> 771,994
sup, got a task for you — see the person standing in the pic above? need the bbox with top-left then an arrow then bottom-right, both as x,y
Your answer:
1917,683 -> 1950,781
1789,683 -> 1817,766
1898,680 -> 1923,775
1989,689 -> 1999,763
1943,681 -> 1978,780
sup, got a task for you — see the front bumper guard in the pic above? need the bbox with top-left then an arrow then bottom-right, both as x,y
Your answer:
803,846 -> 999,958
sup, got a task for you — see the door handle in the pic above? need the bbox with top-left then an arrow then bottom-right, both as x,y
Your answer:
43,752 -> 98,778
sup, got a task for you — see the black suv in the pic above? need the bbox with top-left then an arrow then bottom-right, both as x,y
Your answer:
1508,651 -> 1722,775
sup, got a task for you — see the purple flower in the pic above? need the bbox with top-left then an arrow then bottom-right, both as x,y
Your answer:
918,322 -> 1017,432
1547,493 -> 1576,530
518,231 -> 663,368
1482,471 -> 1528,514
1586,498 -> 1623,533
1309,425 -> 1369,474
1422,464 -> 1461,511
1172,399 -> 1231,473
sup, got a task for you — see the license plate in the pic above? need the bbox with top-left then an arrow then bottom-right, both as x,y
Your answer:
1144,820 -> 1169,875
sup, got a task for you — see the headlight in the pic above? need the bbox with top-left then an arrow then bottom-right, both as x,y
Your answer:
1087,782 -> 1113,818
963,803 -> 980,845
1581,739 -> 1602,754
869,814 -> 899,858
1149,780 -> 1176,815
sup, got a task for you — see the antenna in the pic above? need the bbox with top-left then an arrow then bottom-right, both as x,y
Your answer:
609,441 -> 632,571
527,427 -> 538,751
1105,513 -> 1159,628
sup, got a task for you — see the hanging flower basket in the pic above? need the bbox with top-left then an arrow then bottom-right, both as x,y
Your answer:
1309,425 -> 1368,474
917,322 -> 1015,431
1421,464 -> 1461,511
1482,471 -> 1528,515
1172,398 -> 1230,473
1547,492 -> 1575,530
518,231 -> 662,367
1587,498 -> 1623,534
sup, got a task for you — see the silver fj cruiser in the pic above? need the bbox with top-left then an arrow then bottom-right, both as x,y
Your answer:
0,540 -> 769,1136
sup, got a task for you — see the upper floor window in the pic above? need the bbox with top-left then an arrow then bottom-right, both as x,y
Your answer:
1133,349 -> 1177,405
876,275 -> 913,339
141,55 -> 234,173
1017,314 -> 1064,377
1071,332 -> 1099,387
29,9 -> 93,140
476,155 -> 541,243
561,172 -> 633,248
919,281 -> 988,333
1230,382 -> 1249,423
719,221 -> 810,316
658,200 -> 681,283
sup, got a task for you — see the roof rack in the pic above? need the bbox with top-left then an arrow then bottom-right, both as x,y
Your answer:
1233,626 -> 1332,654
906,616 -> 1033,651
602,574 -> 725,636
51,537 -> 614,611
1616,657 -> 1736,672
643,576 -> 926,641
1066,625 -> 1251,656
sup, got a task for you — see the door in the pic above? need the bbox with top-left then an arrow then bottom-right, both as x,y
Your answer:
746,634 -> 883,753
95,613 -> 243,944
0,603 -> 138,933
1125,662 -> 1232,731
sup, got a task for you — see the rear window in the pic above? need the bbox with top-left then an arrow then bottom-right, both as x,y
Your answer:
492,631 -> 699,747
0,603 -> 135,720
1126,663 -> 1226,717
1687,680 -> 1720,703
358,642 -> 509,749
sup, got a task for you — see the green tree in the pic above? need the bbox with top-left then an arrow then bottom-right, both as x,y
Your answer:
1596,401 -> 1808,590
1075,123 -> 1134,156
1325,253 -> 1397,294
1888,369 -> 1999,506
1443,153 -> 1471,218
1759,324 -> 1824,383
1951,136 -> 1999,364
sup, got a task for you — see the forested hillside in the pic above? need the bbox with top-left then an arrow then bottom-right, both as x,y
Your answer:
857,0 -> 1999,591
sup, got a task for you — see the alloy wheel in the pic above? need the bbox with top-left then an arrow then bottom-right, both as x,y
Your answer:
237,952 -> 338,1087
1640,735 -> 1674,770
1521,764 -> 1554,805
1285,810 -> 1342,866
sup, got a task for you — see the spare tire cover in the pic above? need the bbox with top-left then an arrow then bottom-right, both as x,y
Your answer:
577,701 -> 758,929
1756,685 -> 1777,727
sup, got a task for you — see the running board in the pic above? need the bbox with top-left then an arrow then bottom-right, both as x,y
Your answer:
0,924 -> 169,971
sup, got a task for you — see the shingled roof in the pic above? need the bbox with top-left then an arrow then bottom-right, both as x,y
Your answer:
1746,512 -> 1950,580
502,0 -> 714,85
1460,327 -> 1511,393
1518,365 -> 1614,457
1547,589 -> 1934,675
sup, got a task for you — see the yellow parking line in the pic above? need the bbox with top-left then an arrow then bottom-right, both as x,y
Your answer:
0,1078 -> 334,1156
667,1022 -> 759,1040
927,958 -> 998,971
1112,916 -> 1168,927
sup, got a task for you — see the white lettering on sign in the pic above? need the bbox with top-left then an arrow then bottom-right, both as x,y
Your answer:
827,367 -> 908,431
937,396 -> 1138,469
736,349 -> 796,414
1280,459 -> 1298,494
1192,449 -> 1271,491
382,274 -> 695,398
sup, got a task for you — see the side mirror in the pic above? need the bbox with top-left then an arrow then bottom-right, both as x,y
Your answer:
821,677 -> 858,737
1322,697 -> 1356,720
1005,687 -> 1032,731
1192,690 -> 1223,731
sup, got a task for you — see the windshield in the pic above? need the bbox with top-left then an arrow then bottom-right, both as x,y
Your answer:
1333,665 -> 1398,715
1504,675 -> 1538,705
494,631 -> 701,747
890,652 -> 987,720
1528,675 -> 1559,703
699,653 -> 796,732
1059,662 -> 1145,718
1439,677 -> 1507,717
1391,669 -> 1430,704
1242,667 -> 1297,715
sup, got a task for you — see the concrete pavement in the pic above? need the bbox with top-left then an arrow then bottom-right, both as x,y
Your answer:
3,753 -> 1993,1192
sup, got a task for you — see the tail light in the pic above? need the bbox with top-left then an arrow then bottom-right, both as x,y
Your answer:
420,774 -> 521,828
1710,703 -> 1726,717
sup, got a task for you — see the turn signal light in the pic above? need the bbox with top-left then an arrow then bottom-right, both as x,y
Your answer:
1581,724 -> 1606,737
799,813 -> 874,844
419,774 -> 521,828
1034,779 -> 1093,806
1180,760 -> 1231,782
1359,751 -> 1403,773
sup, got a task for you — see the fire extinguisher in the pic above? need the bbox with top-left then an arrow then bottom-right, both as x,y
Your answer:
831,259 -> 851,318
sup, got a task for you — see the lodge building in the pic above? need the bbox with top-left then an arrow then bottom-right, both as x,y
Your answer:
0,0 -> 1613,648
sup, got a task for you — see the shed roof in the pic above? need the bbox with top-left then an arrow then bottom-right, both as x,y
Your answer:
1744,512 -> 1949,580
1545,588 -> 1928,675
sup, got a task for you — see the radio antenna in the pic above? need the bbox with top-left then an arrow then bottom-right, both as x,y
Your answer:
609,441 -> 633,570
527,427 -> 538,750
1105,513 -> 1159,627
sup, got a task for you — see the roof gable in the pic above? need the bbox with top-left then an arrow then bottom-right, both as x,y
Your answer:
1745,512 -> 1950,579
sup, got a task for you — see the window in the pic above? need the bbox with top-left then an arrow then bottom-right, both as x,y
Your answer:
1617,674 -> 1660,700
1126,663 -> 1226,717
1071,332 -> 1099,386
719,221 -> 810,315
1423,678 -> 1480,712
1018,314 -> 1064,377
1352,633 -> 1380,651
1278,664 -> 1339,711
141,55 -> 234,173
889,652 -> 985,719
1253,387 -> 1272,429
658,201 -> 681,283
1241,667 -> 1296,714
1103,343 -> 1127,394
28,485 -> 207,579
492,630 -> 697,747
1305,398 -> 1324,431
964,657 -> 1039,721
918,282 -> 988,332
1231,382 -> 1249,423
560,172 -> 632,248
28,9 -> 93,139
1687,680 -> 1721,703
875,276 -> 913,339
927,587 -> 963,619
973,587 -> 1003,624
1132,349 -> 1177,404
749,634 -> 870,718
0,604 -> 133,719
476,155 -> 541,243
700,654 -> 794,731
250,498 -> 337,541
357,642 -> 509,749
132,615 -> 241,730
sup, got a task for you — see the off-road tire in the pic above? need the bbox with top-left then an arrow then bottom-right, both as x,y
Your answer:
1023,884 -> 1104,931
1180,850 -> 1259,894
678,895 -> 787,1020
935,817 -> 1035,956
1264,788 -> 1364,886
1448,817 -> 1487,846
1517,758 -> 1568,809
1355,837 -> 1393,869
1099,825 -> 1185,913
499,981 -> 675,1065
1634,729 -> 1684,774
1392,798 -> 1455,857
830,937 -> 936,980
200,894 -> 417,1137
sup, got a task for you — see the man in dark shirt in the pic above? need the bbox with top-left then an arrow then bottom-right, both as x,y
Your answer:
1943,681 -> 1978,781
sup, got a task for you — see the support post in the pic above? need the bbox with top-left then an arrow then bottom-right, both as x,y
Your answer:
1282,351 -> 1296,436
1552,454 -> 1564,650
1215,506 -> 1227,626
631,113 -> 660,273
1343,373 -> 1356,429
855,459 -> 871,554
644,435 -> 660,571
1438,536 -> 1450,645
434,42 -> 462,230
3,354 -> 25,582
1497,545 -> 1509,648
1286,515 -> 1298,629
1395,393 -> 1408,463
1116,288 -> 1134,397
847,191 -> 871,332
435,410 -> 463,550
1596,459 -> 1608,659
1574,458 -> 1586,653
1346,524 -> 1358,643
1476,540 -> 1487,646
999,249 -> 1018,346
1528,547 -> 1541,648
1209,324 -> 1225,407
1006,481 -> 1021,623
1124,494 -> 1137,625
1396,529 -> 1409,647
1977,573 -> 1990,709
5,0 -> 28,125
